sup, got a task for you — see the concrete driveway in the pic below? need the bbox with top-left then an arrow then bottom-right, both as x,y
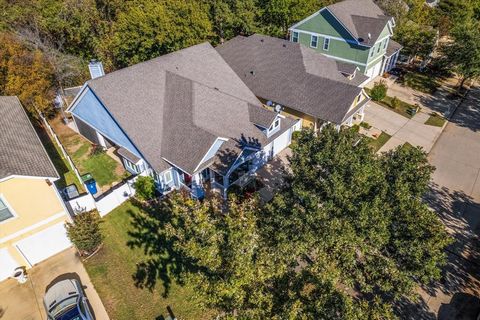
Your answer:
363,102 -> 444,153
397,87 -> 480,319
0,247 -> 109,320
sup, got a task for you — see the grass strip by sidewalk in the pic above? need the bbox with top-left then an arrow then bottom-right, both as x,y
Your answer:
369,131 -> 392,152
425,113 -> 446,127
365,88 -> 418,119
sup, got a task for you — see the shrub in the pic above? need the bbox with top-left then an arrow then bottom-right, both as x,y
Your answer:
369,80 -> 388,101
391,96 -> 400,109
133,175 -> 156,201
360,122 -> 372,129
90,144 -> 105,156
66,210 -> 103,255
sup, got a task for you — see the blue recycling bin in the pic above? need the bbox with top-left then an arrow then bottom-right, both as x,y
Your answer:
85,179 -> 98,195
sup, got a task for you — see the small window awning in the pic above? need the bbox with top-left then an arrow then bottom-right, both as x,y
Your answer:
117,147 -> 141,164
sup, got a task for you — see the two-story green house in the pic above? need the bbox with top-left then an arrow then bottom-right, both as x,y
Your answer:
288,0 -> 402,81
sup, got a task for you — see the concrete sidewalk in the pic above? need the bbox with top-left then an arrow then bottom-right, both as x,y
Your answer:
0,247 -> 109,320
364,102 -> 444,153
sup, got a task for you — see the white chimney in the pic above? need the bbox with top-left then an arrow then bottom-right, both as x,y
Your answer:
88,60 -> 105,79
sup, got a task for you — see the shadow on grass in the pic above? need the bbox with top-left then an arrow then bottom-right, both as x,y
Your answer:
126,197 -> 200,297
32,119 -> 75,190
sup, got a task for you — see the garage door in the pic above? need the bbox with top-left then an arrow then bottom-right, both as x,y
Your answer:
0,248 -> 20,281
367,60 -> 383,79
273,128 -> 291,156
15,222 -> 72,267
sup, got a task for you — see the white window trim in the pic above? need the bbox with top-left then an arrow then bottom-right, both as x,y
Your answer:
0,195 -> 18,225
163,171 -> 173,184
292,31 -> 299,43
310,35 -> 318,48
323,37 -> 330,51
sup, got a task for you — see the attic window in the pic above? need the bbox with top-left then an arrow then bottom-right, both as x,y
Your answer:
0,197 -> 14,222
370,46 -> 375,57
268,118 -> 280,134
310,35 -> 318,48
383,38 -> 388,49
292,31 -> 299,43
323,37 -> 330,51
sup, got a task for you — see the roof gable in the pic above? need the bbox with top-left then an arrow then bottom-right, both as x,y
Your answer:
326,0 -> 392,44
72,42 -> 276,174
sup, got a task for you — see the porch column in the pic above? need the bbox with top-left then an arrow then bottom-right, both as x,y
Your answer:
346,115 -> 353,127
358,106 -> 366,121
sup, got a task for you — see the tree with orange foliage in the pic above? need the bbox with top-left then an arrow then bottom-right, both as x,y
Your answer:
0,32 -> 55,116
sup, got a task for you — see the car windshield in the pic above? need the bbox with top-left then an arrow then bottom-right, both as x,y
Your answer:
55,304 -> 82,320
50,296 -> 80,320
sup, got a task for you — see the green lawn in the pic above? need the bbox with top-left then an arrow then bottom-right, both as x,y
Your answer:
50,117 -> 124,188
70,142 -> 120,187
365,88 -> 418,119
425,113 -> 446,127
400,71 -> 440,94
84,201 -> 213,320
369,131 -> 392,152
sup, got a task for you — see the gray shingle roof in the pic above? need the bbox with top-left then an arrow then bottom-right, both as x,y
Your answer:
0,96 -> 58,180
86,43 -> 281,174
386,39 -> 403,57
216,34 -> 364,124
327,0 -> 392,44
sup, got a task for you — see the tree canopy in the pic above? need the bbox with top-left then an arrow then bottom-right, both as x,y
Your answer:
129,127 -> 451,319
440,21 -> 480,88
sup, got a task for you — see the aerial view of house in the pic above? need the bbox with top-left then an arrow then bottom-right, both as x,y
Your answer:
1,0 -> 478,319
0,97 -> 71,281
289,0 -> 402,79
217,34 -> 370,129
67,43 -> 300,199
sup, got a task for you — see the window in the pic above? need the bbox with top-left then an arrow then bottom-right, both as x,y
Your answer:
310,35 -> 318,48
383,38 -> 388,49
377,43 -> 381,53
323,37 -> 330,51
124,159 -> 138,173
292,31 -> 299,43
269,118 -> 280,132
163,171 -> 173,184
370,46 -> 375,57
0,198 -> 14,222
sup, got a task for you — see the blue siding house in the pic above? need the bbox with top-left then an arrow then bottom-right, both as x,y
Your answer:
68,43 -> 299,199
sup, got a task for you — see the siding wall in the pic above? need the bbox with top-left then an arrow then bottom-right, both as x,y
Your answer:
70,87 -> 142,158
0,177 -> 68,269
292,9 -> 392,74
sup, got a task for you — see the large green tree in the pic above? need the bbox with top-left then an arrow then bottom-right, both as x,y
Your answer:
262,127 -> 451,318
440,21 -> 480,89
130,127 -> 451,319
100,0 -> 213,68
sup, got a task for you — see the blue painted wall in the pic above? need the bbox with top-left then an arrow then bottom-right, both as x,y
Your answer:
71,87 -> 142,158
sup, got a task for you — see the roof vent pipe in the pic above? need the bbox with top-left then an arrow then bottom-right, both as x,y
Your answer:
88,60 -> 105,79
